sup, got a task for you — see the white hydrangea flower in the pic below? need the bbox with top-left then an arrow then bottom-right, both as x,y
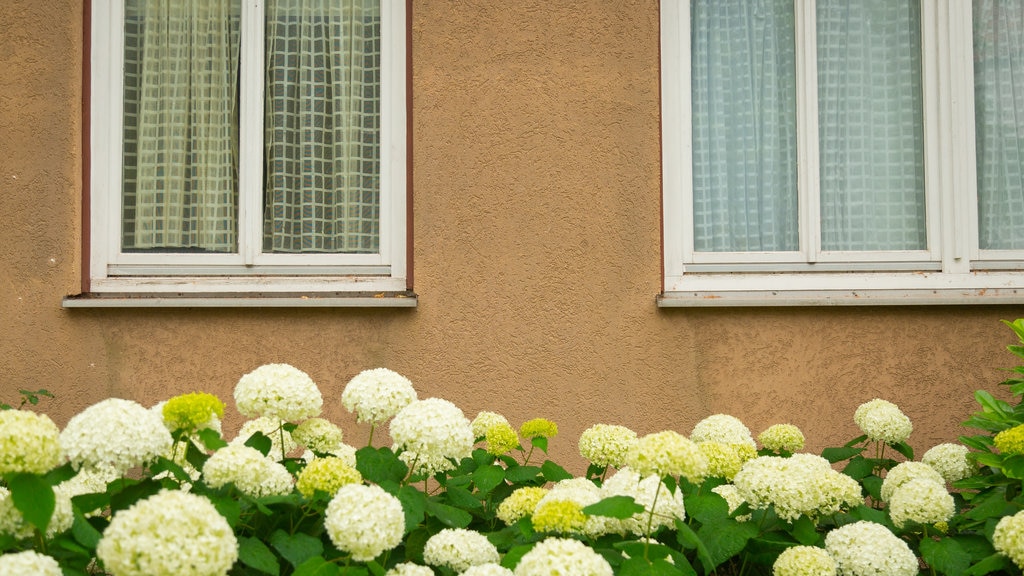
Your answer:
772,545 -> 836,576
0,485 -> 73,539
601,467 -> 685,535
231,416 -> 299,460
59,464 -> 120,499
389,398 -> 474,476
234,363 -> 323,422
342,368 -> 418,425
96,490 -> 237,576
385,563 -> 435,576
462,564 -> 515,576
202,444 -> 294,498
691,414 -> 756,448
328,442 -> 359,467
880,461 -> 946,502
579,424 -> 638,468
995,509 -> 1024,568
758,424 -> 806,453
535,477 -> 615,538
853,399 -> 912,444
922,443 -> 975,484
0,409 -> 61,475
325,483 -> 405,562
625,430 -> 709,482
472,411 -> 510,438
60,398 -> 173,474
733,454 -> 862,522
423,528 -> 500,572
823,521 -> 918,576
0,551 -> 62,576
711,484 -> 749,521
888,477 -> 955,528
293,417 -> 345,453
513,537 -> 613,576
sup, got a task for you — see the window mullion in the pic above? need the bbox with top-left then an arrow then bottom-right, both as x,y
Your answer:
795,0 -> 820,264
239,0 -> 265,266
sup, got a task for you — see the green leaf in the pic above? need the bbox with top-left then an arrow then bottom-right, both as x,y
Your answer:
975,390 -> 1014,419
239,536 -> 281,575
70,509 -> 103,549
471,464 -> 505,495
541,460 -> 573,482
582,495 -> 646,519
841,456 -> 876,480
501,543 -> 536,570
270,530 -> 323,569
293,557 -> 341,576
1002,454 -> 1024,479
683,492 -> 730,524
697,518 -> 758,568
398,485 -> 427,532
197,427 -> 228,450
504,465 -> 543,483
790,515 -> 821,546
821,446 -> 864,463
921,537 -> 973,575
965,552 -> 1015,575
444,484 -> 482,509
675,518 -> 716,574
7,472 -> 55,532
244,431 -> 273,457
356,447 -> 408,485
425,500 -> 472,528
618,556 -> 689,576
530,437 -> 548,453
890,441 -> 914,460
959,434 -> 995,451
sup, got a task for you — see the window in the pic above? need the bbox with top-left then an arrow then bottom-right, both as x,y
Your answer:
660,0 -> 1024,305
86,0 -> 407,299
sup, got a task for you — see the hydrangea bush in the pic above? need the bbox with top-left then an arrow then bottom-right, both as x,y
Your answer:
8,321 -> 1024,574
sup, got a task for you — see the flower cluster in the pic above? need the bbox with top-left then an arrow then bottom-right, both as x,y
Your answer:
519,418 -> 558,439
921,442 -> 974,483
625,430 -> 708,482
535,478 -> 611,537
887,477 -> 955,528
602,467 -> 686,535
389,398 -> 475,475
757,423 -> 805,453
853,398 -> 913,443
690,413 -> 756,448
293,417 -> 345,453
324,484 -> 405,562
423,528 -> 501,572
485,422 -> 520,455
823,521 -> 918,576
386,563 -> 435,576
578,423 -> 637,468
771,545 -> 836,576
342,368 -> 417,425
296,456 -> 362,499
697,441 -> 757,481
732,454 -> 862,522
879,461 -> 946,501
532,499 -> 588,535
0,486 -> 72,539
463,564 -> 514,576
202,444 -> 294,498
497,486 -> 549,525
0,550 -> 62,576
95,490 -> 238,576
995,423 -> 1024,456
995,509 -> 1024,568
0,409 -> 61,474
234,363 -> 322,422
59,398 -> 172,473
472,411 -> 510,438
161,392 -> 224,432
513,537 -> 613,576
231,416 -> 298,459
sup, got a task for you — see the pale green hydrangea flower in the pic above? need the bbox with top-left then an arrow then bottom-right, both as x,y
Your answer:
888,477 -> 955,528
698,441 -> 757,481
536,477 -> 614,537
579,423 -> 638,468
994,509 -> 1024,568
625,430 -> 709,482
234,363 -> 323,422
296,456 -> 362,499
293,418 -> 345,453
423,528 -> 500,572
0,409 -> 61,475
532,499 -> 588,535
472,411 -> 510,438
691,414 -> 756,448
772,545 -> 836,576
853,399 -> 912,444
60,398 -> 173,474
601,467 -> 686,535
324,483 -> 405,562
231,416 -> 299,460
733,454 -> 862,522
462,564 -> 515,576
96,490 -> 237,576
385,563 -> 435,576
519,418 -> 559,439
497,486 -> 548,525
880,461 -> 946,502
824,521 -> 917,576
921,443 -> 974,483
202,444 -> 294,498
996,424 -> 1024,456
513,537 -> 613,576
342,368 -> 417,425
0,551 -> 62,576
389,398 -> 475,476
485,422 -> 520,455
758,424 -> 806,453
161,392 -> 225,432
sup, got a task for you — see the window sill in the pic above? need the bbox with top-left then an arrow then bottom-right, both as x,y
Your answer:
62,291 -> 418,308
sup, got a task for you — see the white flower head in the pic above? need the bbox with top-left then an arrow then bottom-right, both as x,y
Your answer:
472,411 -> 510,438
231,416 -> 299,460
385,563 -> 435,576
853,399 -> 912,444
423,528 -> 500,572
96,490 -> 237,576
389,397 -> 475,476
513,537 -> 613,576
536,477 -> 616,538
202,444 -> 294,498
579,424 -> 638,468
0,551 -> 62,576
995,510 -> 1024,568
733,454 -> 862,522
922,443 -> 975,484
292,417 -> 345,453
601,467 -> 686,535
772,545 -> 836,576
823,521 -> 918,576
888,477 -> 955,528
342,368 -> 418,425
691,414 -> 756,448
0,409 -> 61,475
625,430 -> 709,482
0,485 -> 73,539
325,483 -> 405,562
60,398 -> 172,474
463,564 -> 515,576
758,424 -> 806,453
234,363 -> 323,422
880,461 -> 946,502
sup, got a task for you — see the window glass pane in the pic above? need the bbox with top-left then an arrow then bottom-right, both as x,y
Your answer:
690,0 -> 798,252
122,0 -> 241,253
975,0 -> 1024,250
817,0 -> 926,251
263,0 -> 381,254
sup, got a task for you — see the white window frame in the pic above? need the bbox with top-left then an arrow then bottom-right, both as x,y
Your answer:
660,0 -> 1024,306
87,0 -> 408,296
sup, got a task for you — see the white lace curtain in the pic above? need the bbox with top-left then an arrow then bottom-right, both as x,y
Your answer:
122,0 -> 381,254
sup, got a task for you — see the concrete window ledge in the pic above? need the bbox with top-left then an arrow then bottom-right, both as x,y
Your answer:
62,291 -> 418,309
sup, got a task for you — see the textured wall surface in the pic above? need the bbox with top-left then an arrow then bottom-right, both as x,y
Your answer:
2,0 -> 1023,470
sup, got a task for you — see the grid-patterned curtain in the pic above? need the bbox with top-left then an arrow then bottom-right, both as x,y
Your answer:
690,0 -> 799,253
816,0 -> 926,251
975,0 -> 1024,250
122,0 -> 241,252
263,0 -> 381,254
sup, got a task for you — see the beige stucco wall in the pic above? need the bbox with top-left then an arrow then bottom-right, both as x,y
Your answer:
2,0 -> 1023,469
